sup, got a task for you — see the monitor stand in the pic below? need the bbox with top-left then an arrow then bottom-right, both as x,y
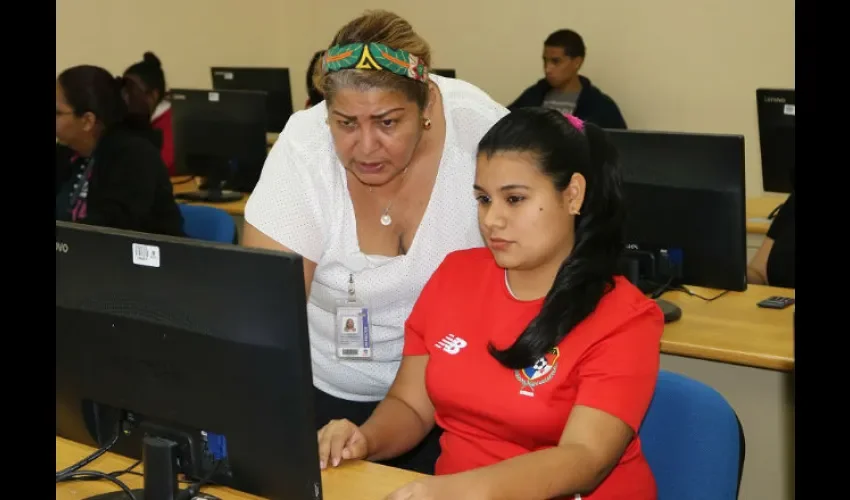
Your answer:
175,158 -> 245,203
85,436 -> 188,500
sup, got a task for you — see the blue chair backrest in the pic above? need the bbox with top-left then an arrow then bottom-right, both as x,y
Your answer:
639,370 -> 745,500
179,204 -> 236,244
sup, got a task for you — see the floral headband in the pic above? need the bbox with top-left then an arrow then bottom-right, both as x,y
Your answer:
322,42 -> 429,82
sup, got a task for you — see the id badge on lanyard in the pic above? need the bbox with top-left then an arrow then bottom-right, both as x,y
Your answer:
334,274 -> 373,360
69,158 -> 94,221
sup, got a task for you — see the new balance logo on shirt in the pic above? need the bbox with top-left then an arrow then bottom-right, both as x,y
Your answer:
435,334 -> 467,355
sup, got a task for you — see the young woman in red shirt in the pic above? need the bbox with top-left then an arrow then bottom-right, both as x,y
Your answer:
317,107 -> 664,500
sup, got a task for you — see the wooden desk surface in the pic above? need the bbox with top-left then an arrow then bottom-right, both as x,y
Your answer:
661,284 -> 794,371
171,177 -> 248,217
56,436 -> 424,500
746,194 -> 788,235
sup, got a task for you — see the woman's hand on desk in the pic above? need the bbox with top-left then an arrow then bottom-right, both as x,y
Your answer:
317,418 -> 369,469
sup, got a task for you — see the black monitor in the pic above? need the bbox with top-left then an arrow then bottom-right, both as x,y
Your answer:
170,88 -> 268,202
606,129 -> 748,320
432,68 -> 456,78
211,67 -> 294,133
55,221 -> 321,500
756,88 -> 795,193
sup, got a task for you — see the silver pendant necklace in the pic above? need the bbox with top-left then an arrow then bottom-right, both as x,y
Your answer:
370,167 -> 408,227
380,202 -> 393,226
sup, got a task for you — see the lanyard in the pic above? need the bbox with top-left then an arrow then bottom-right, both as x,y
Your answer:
68,158 -> 95,210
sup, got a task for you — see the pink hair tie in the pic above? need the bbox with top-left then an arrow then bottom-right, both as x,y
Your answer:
564,113 -> 585,132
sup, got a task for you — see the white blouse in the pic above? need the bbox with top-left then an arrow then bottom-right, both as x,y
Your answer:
244,74 -> 509,401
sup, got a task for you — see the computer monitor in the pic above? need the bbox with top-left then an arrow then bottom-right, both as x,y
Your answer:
432,68 -> 456,78
606,129 -> 748,318
55,221 -> 321,500
170,88 -> 268,202
211,67 -> 294,133
756,88 -> 795,193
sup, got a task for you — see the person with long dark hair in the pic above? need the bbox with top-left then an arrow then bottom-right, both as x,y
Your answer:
317,108 -> 663,499
55,64 -> 184,236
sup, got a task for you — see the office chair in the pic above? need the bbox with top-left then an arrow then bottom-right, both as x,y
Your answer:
179,204 -> 237,244
639,370 -> 746,500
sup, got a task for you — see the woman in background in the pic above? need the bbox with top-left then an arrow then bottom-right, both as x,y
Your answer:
747,189 -> 795,288
124,52 -> 175,175
56,65 -> 184,236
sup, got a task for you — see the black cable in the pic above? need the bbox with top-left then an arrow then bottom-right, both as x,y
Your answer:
650,275 -> 675,299
58,431 -> 219,497
112,460 -> 143,478
56,432 -> 120,480
120,469 -> 196,485
56,470 -> 137,500
674,285 -> 730,301
176,460 -> 223,500
73,459 -> 143,482
172,175 -> 196,185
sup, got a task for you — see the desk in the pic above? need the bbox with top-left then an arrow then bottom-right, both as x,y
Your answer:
659,283 -> 794,500
661,284 -> 793,371
56,436 -> 424,500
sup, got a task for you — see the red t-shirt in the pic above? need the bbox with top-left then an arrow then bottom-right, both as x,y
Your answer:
152,106 -> 175,176
403,248 -> 663,499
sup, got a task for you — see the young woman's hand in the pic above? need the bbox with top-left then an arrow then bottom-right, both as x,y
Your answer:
317,418 -> 369,469
384,475 -> 486,500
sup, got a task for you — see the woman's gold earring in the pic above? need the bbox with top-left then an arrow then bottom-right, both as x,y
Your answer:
423,118 -> 432,130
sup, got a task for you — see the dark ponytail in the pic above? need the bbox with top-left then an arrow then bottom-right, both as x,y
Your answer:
478,108 -> 626,370
123,51 -> 167,103
117,75 -> 154,131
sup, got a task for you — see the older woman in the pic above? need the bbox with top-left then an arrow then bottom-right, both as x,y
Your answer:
242,10 -> 507,473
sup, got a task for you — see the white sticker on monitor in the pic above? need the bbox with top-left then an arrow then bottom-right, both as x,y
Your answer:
132,243 -> 161,268
783,104 -> 795,116
223,72 -> 234,80
208,92 -> 220,102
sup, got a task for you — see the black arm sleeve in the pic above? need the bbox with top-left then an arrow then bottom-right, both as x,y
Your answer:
83,141 -> 162,231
